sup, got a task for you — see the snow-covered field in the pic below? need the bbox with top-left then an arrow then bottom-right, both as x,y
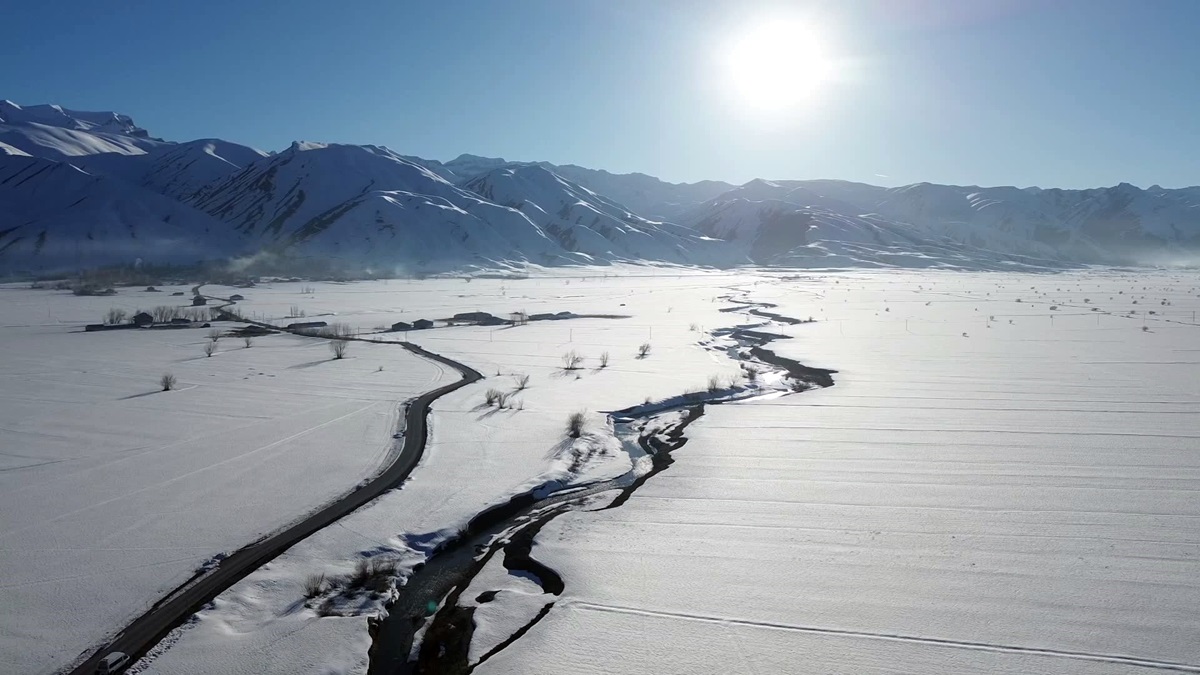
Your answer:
0,285 -> 449,675
481,270 -> 1200,674
5,268 -> 1198,675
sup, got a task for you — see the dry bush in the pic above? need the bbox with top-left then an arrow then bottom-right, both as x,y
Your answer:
330,340 -> 349,359
203,342 -> 216,358
484,388 -> 502,406
599,351 -> 610,368
514,374 -> 530,390
152,305 -> 181,323
562,350 -> 584,370
104,308 -> 128,325
496,392 -> 511,409
566,411 -> 586,438
707,375 -> 722,392
183,307 -> 212,322
243,336 -> 255,348
161,373 -> 177,391
208,329 -> 222,342
319,323 -> 354,339
637,342 -> 651,358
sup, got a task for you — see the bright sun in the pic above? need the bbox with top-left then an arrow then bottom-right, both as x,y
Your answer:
721,18 -> 837,113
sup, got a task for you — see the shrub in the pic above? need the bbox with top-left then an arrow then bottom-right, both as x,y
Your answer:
330,340 -> 349,359
208,329 -> 222,342
566,411 -> 586,438
496,392 -> 511,409
203,342 -> 216,357
562,350 -> 583,370
303,573 -> 327,598
514,374 -> 530,390
708,375 -> 722,392
599,351 -> 610,368
161,373 -> 177,391
637,342 -> 651,358
484,388 -> 502,406
243,336 -> 254,348
104,308 -> 128,325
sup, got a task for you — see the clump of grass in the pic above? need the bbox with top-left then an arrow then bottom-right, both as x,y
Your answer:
707,375 -> 722,392
637,342 -> 651,358
599,351 -> 610,368
348,558 -> 398,592
303,572 -> 327,598
514,374 -> 530,390
161,373 -> 177,391
566,411 -> 586,438
496,392 -> 511,409
485,388 -> 502,406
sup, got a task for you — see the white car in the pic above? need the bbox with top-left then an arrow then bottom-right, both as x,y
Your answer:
95,651 -> 129,674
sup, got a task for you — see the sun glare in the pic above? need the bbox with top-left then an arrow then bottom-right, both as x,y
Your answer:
720,18 -> 837,114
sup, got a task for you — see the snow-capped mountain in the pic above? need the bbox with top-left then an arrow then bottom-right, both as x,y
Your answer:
186,142 -> 586,270
685,179 -> 1200,266
682,197 -> 1069,270
2,99 -> 1199,275
0,100 -> 150,137
0,153 -> 238,270
464,165 -> 721,264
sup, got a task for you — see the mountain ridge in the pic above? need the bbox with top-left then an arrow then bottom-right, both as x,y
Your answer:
1,100 -> 1198,274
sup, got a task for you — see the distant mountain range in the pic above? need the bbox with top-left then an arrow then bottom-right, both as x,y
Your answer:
2,99 -> 1198,275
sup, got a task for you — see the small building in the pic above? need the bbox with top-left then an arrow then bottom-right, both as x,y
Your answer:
132,312 -> 154,326
229,294 -> 245,301
452,311 -> 496,323
391,321 -> 413,332
287,320 -> 328,331
412,319 -> 434,330
191,296 -> 208,306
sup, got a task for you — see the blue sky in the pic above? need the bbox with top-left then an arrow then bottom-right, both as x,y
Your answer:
5,0 -> 1199,188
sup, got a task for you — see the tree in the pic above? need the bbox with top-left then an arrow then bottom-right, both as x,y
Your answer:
331,340 -> 349,359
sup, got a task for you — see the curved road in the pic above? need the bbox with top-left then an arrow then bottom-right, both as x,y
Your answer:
66,342 -> 482,675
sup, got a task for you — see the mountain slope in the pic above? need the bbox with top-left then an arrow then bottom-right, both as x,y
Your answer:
187,142 -> 587,269
0,153 -> 239,271
464,165 -> 721,264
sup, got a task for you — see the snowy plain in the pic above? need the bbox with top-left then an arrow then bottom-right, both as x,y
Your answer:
0,285 -> 449,674
4,268 -> 1198,675
480,269 -> 1200,675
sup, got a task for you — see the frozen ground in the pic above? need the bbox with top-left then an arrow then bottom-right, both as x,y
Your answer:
135,270 -> 758,674
480,269 -> 1200,674
8,269 -> 1199,675
0,285 -> 449,674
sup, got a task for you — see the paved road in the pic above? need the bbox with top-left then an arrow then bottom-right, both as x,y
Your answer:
66,342 -> 481,675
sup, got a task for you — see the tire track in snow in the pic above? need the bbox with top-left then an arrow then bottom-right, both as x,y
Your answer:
571,601 -> 1200,673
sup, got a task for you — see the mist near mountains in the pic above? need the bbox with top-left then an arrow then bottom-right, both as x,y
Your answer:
2,100 -> 1198,276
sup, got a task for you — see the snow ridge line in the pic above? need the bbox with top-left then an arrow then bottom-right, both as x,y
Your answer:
571,601 -> 1200,673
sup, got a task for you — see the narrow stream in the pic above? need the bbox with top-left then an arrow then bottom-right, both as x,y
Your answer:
368,299 -> 836,674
